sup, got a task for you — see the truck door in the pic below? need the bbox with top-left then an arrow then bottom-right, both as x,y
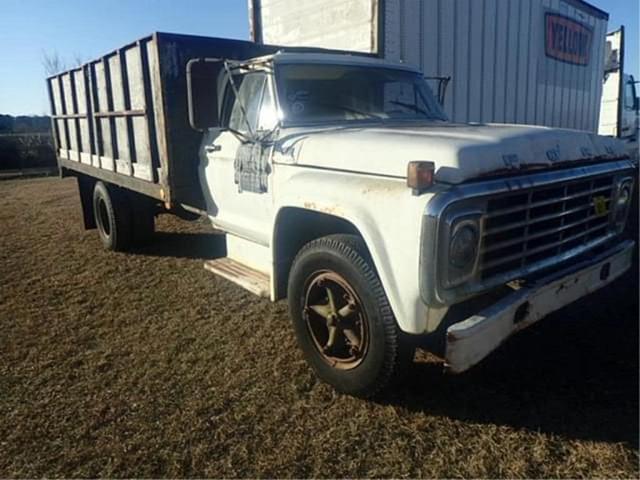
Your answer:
199,69 -> 278,246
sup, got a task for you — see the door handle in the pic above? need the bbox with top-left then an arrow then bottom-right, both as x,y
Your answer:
205,144 -> 222,153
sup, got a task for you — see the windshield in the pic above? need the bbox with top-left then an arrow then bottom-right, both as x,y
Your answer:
275,63 -> 448,125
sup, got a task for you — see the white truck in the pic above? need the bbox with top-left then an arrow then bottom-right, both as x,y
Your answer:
48,33 -> 636,397
599,27 -> 639,159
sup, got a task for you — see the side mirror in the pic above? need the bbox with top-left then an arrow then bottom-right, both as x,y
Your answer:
187,58 -> 223,131
634,96 -> 639,112
424,76 -> 451,106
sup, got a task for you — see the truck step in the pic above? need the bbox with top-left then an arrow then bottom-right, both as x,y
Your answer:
204,258 -> 270,298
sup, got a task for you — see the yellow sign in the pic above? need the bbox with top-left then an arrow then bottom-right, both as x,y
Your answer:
593,196 -> 609,217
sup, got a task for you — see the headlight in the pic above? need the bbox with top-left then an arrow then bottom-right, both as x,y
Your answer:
444,218 -> 481,287
613,178 -> 634,233
616,184 -> 631,209
450,224 -> 479,268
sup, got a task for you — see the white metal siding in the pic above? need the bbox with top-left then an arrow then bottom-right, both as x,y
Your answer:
389,0 -> 607,131
256,0 -> 378,53
599,29 -> 623,136
252,0 -> 608,132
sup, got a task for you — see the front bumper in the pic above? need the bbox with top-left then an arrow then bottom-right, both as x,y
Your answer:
445,240 -> 635,373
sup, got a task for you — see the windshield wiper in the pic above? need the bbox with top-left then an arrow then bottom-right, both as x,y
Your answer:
318,102 -> 384,119
228,127 -> 252,143
388,100 -> 430,116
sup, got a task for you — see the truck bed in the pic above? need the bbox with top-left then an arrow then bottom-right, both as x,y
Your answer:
47,32 -> 275,210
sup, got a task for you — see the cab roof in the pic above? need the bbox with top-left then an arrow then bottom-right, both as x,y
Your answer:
267,51 -> 421,72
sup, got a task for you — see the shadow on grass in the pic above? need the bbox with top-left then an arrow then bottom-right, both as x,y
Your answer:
136,231 -> 226,260
382,265 -> 639,448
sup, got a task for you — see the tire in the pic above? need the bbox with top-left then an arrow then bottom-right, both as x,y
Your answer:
92,181 -> 132,251
288,234 -> 413,398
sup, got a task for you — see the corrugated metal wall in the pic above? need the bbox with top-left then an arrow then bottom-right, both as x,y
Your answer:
382,0 -> 608,131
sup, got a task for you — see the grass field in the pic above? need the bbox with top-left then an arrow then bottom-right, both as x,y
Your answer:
0,177 -> 638,478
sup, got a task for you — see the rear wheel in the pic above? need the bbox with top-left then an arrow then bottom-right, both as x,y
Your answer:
288,234 -> 413,397
93,181 -> 132,251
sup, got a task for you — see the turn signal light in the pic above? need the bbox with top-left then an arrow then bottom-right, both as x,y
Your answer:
407,161 -> 435,193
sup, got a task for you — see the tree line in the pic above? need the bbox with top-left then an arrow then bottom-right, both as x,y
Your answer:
0,114 -> 51,134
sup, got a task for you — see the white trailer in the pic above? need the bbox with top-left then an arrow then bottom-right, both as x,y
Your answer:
249,0 -> 609,132
599,27 -> 639,158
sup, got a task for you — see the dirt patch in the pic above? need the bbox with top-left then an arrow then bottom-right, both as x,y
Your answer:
0,177 -> 638,478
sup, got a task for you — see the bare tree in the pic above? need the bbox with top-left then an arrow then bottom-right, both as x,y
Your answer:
72,53 -> 86,68
42,50 -> 66,76
42,50 -> 86,77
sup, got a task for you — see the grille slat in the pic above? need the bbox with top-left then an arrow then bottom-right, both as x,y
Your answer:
482,223 -> 609,271
480,174 -> 615,280
482,212 -> 607,254
485,202 -> 595,236
485,184 -> 612,219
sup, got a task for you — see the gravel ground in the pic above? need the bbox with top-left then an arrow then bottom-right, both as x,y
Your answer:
0,176 -> 638,478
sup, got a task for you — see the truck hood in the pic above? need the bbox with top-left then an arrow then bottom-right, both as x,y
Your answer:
276,122 -> 628,183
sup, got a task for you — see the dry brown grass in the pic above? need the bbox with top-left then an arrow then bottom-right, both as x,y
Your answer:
0,177 -> 638,478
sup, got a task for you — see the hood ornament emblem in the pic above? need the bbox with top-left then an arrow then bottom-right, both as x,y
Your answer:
502,154 -> 521,170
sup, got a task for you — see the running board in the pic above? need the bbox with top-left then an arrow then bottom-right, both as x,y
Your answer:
204,258 -> 270,298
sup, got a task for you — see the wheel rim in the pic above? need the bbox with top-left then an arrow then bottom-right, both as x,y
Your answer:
97,198 -> 111,236
303,271 -> 369,370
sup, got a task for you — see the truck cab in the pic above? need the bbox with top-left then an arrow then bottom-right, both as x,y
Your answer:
599,27 -> 639,161
621,74 -> 639,151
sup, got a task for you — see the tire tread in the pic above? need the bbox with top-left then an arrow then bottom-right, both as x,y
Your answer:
290,234 -> 410,398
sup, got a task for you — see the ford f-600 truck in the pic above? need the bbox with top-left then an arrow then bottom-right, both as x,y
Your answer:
48,33 -> 636,397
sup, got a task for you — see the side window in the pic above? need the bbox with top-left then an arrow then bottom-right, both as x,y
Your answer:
624,82 -> 635,111
257,79 -> 278,131
225,72 -> 266,132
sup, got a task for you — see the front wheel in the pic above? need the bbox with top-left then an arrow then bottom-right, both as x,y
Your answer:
288,234 -> 413,397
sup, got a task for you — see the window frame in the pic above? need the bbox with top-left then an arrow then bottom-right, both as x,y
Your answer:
624,80 -> 636,111
273,62 -> 448,128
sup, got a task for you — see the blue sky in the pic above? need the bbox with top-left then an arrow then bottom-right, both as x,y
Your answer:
0,0 -> 637,116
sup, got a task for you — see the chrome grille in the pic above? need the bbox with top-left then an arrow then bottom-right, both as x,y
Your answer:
480,174 -> 616,279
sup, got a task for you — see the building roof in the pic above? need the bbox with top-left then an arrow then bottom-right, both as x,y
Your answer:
561,0 -> 608,20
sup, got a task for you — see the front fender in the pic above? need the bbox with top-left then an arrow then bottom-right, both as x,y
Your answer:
272,164 -> 435,334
